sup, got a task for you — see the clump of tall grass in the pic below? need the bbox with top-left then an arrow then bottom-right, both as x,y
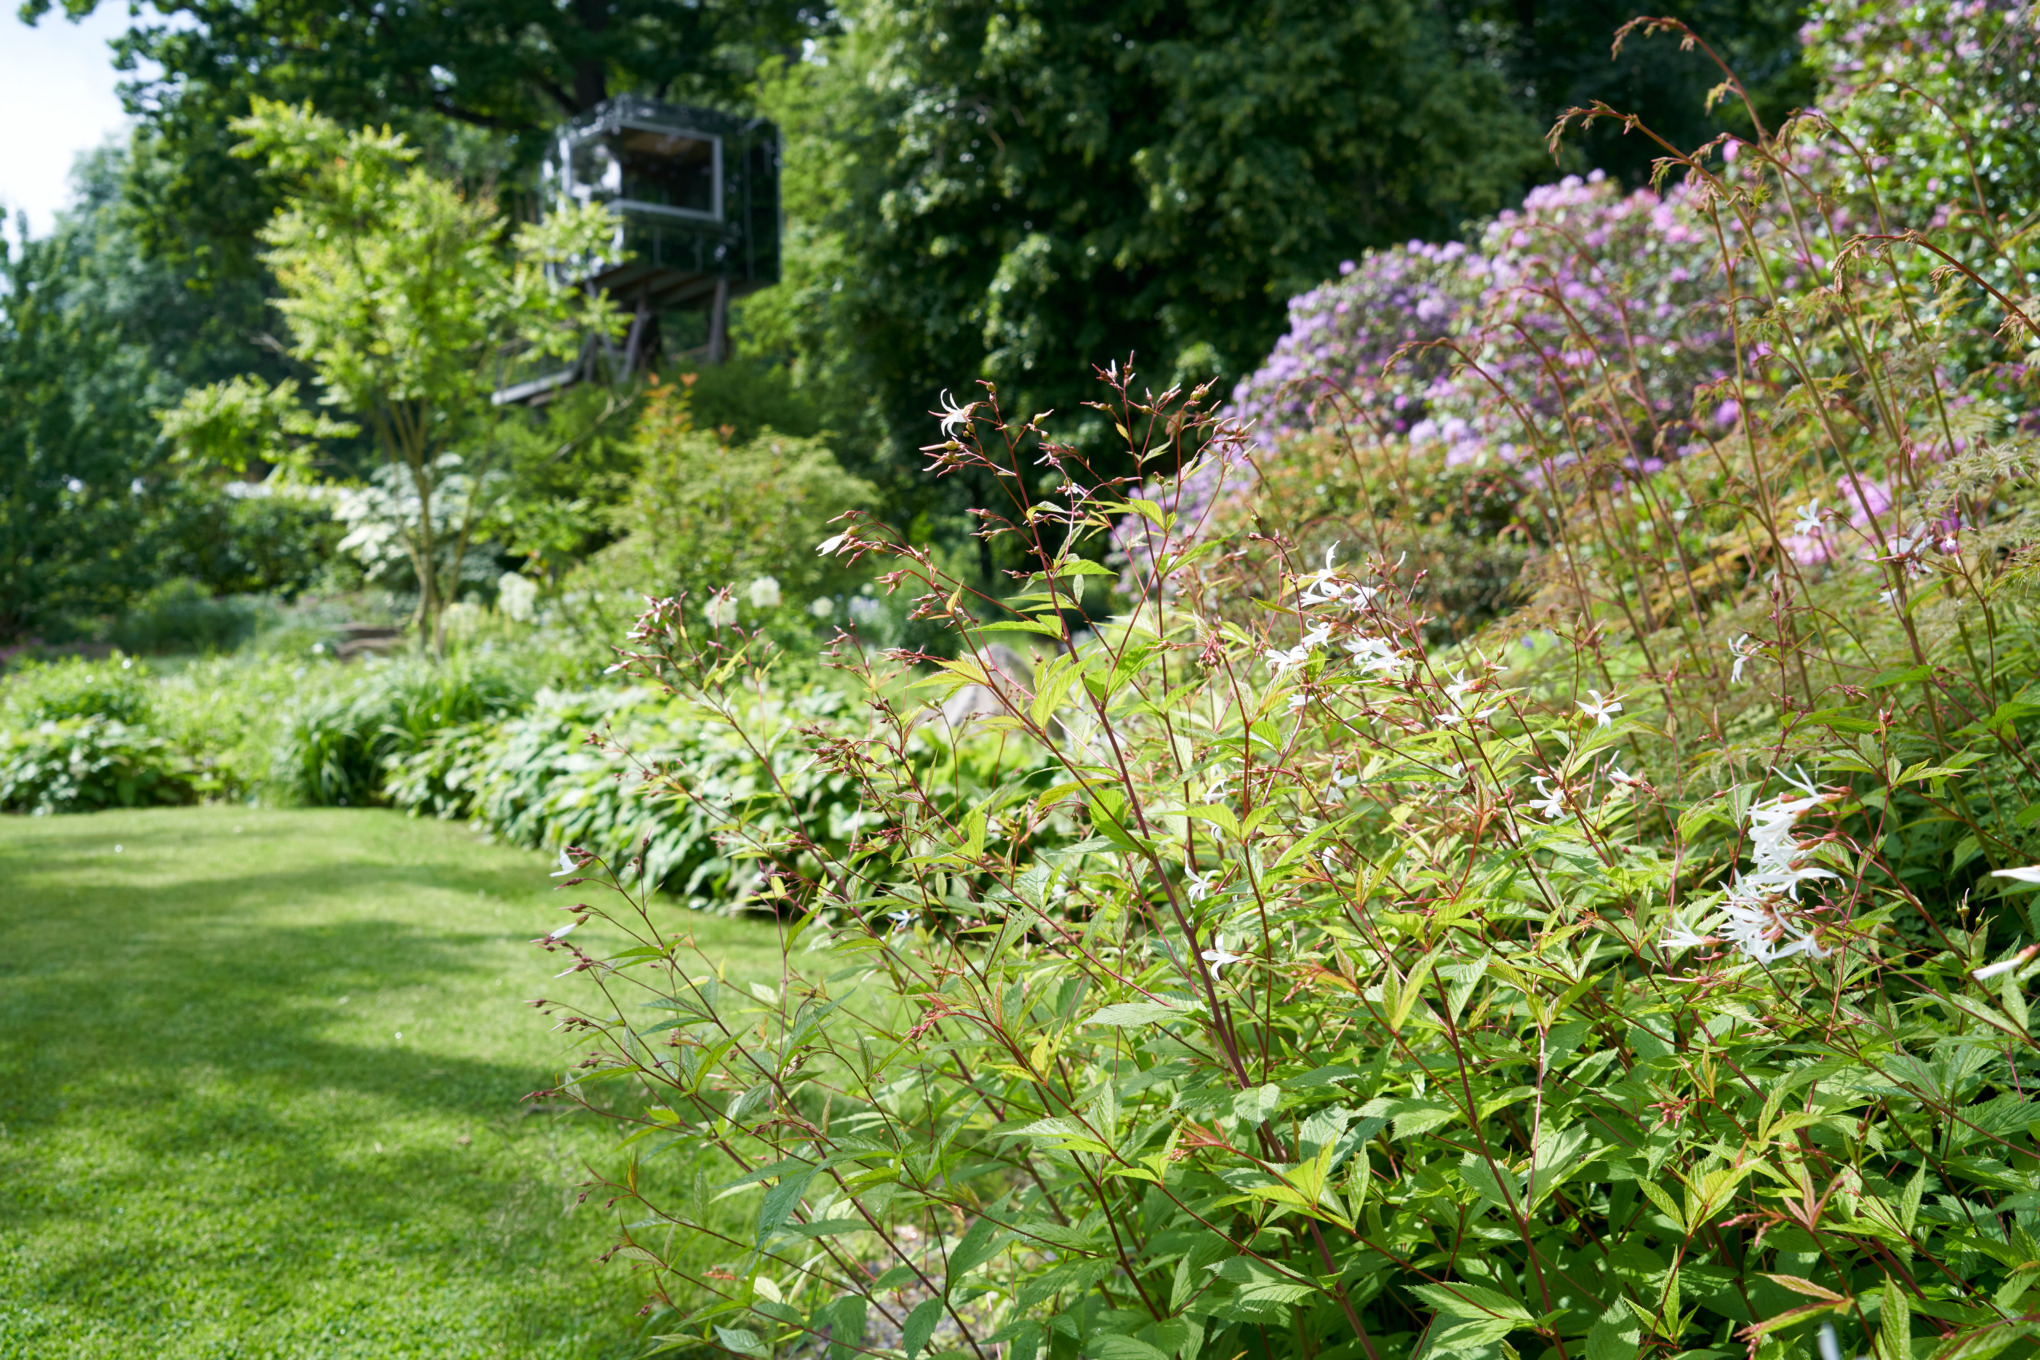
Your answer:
277,653 -> 534,806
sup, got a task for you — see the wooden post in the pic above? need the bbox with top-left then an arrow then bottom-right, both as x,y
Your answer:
621,286 -> 652,372
707,275 -> 730,364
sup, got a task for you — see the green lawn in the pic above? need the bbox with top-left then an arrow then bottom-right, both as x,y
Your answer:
0,807 -> 783,1360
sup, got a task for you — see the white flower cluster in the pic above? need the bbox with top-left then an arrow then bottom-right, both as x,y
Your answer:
1663,780 -> 1834,963
1264,545 -> 1406,683
496,571 -> 539,623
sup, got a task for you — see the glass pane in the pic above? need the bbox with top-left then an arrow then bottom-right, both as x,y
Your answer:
615,127 -> 716,215
570,140 -> 619,199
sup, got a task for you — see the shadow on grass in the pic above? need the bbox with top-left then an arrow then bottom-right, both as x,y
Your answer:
0,809 -> 655,1357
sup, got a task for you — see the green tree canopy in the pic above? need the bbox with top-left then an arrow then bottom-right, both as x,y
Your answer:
18,0 -> 824,284
163,100 -> 626,649
0,142 -> 294,640
750,0 -> 1545,530
1443,0 -> 1814,187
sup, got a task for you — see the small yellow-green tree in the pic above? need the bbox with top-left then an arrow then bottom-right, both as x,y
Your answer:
163,98 -> 624,649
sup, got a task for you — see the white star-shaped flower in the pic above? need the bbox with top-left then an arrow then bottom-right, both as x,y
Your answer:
1577,689 -> 1623,727
935,389 -> 976,439
1201,934 -> 1246,977
1660,919 -> 1713,952
1728,633 -> 1759,684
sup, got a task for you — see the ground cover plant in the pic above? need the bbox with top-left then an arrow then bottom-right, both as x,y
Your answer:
0,805 -> 787,1359
527,25 -> 2040,1360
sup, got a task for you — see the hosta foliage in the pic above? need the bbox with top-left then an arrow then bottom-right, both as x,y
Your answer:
0,717 -> 198,814
387,686 -> 869,912
386,679 -> 1063,914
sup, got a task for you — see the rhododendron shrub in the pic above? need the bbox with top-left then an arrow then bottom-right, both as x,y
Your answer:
1231,173 -> 1730,473
1131,0 -> 2039,610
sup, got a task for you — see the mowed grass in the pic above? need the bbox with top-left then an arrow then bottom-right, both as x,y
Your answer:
0,807 -> 785,1360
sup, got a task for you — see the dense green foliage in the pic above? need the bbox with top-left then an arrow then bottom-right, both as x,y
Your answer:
557,376 -> 879,650
277,653 -> 537,807
749,0 -> 1541,518
504,11 -> 2040,1357
387,685 -> 869,912
10,7 -> 2040,1356
1443,0 -> 1815,185
0,717 -> 197,814
23,0 -> 822,296
0,146 -> 304,641
166,101 -> 626,648
5,0 -> 1826,625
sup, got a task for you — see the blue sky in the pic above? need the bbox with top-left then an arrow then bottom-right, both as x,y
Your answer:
0,6 -> 148,237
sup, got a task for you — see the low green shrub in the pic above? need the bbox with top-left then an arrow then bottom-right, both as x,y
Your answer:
0,716 -> 197,814
1,654 -> 152,725
534,277 -> 2040,1360
386,684 -> 916,912
107,578 -> 261,654
146,651 -> 350,801
557,378 -> 877,652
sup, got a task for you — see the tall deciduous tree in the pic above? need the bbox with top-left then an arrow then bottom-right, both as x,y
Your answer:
747,0 -> 1545,533
0,142 -> 290,641
1441,0 -> 1814,187
163,100 -> 625,650
18,0 -> 825,285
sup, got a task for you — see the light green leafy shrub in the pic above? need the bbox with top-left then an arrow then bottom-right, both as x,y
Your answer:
386,681 -> 1054,914
557,378 -> 878,651
1,654 -> 152,726
146,651 -> 351,801
106,578 -> 261,654
0,716 -> 197,814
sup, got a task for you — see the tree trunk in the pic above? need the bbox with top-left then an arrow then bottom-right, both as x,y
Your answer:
403,432 -> 441,657
574,0 -> 611,110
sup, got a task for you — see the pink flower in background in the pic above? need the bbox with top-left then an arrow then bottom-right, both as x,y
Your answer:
1839,475 -> 1892,525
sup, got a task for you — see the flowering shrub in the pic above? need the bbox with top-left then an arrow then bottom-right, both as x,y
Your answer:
1128,0 -> 2040,623
518,42 -> 2040,1355
1230,173 -> 1729,470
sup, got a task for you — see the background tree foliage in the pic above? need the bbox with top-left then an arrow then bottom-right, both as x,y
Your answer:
162,100 -> 627,650
1442,0 -> 1814,185
20,0 -> 826,287
746,0 -> 1542,529
744,0 -> 1823,538
2,0 -> 1823,637
0,145 -> 300,640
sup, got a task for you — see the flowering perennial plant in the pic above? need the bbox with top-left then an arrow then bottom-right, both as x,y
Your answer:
539,341 -> 2040,1360
526,28 -> 2040,1360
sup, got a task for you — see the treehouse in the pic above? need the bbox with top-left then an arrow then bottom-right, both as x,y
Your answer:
494,96 -> 781,403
